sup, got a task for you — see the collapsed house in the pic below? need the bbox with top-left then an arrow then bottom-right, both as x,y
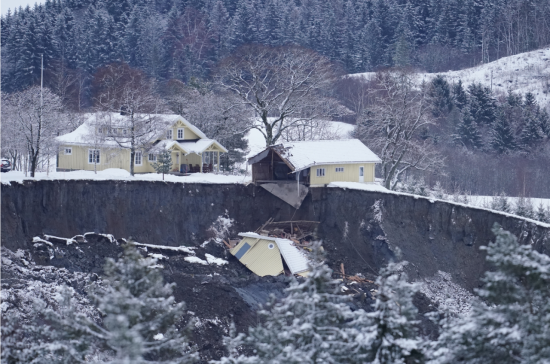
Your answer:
226,220 -> 319,277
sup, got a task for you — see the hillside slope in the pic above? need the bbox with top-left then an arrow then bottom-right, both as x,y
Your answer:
353,47 -> 550,107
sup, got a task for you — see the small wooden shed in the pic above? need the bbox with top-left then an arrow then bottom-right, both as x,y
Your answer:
230,232 -> 310,277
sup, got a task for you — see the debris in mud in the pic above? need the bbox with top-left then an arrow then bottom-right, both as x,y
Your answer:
225,219 -> 321,277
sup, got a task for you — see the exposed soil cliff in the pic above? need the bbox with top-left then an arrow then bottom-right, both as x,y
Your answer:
2,180 -> 549,361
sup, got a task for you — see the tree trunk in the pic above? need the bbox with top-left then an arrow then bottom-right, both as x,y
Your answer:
30,149 -> 38,178
130,150 -> 135,176
262,112 -> 273,147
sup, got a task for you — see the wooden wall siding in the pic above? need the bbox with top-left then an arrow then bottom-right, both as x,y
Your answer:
309,163 -> 375,185
166,125 -> 200,141
184,127 -> 200,140
58,145 -> 135,172
59,145 -> 221,174
252,162 -> 271,181
59,145 -> 171,173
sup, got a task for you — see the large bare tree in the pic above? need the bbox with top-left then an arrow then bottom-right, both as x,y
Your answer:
92,63 -> 168,176
214,45 -> 343,146
355,71 -> 445,190
1,87 -> 65,177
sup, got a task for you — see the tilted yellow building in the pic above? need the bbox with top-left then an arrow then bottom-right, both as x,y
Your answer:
248,139 -> 381,186
56,113 -> 227,174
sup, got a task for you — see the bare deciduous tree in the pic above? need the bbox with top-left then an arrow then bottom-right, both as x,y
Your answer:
92,63 -> 168,176
355,71 -> 445,190
1,87 -> 66,177
214,45 -> 343,147
164,80 -> 252,170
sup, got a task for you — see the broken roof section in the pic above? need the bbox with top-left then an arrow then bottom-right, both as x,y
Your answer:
230,232 -> 311,276
248,139 -> 381,173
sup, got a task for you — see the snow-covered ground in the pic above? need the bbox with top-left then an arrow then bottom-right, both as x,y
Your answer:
0,169 -> 251,185
467,195 -> 550,210
352,47 -> 550,106
328,181 -> 550,228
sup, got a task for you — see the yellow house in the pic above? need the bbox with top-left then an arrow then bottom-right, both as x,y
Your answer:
230,232 -> 310,277
248,139 -> 381,186
56,114 -> 228,174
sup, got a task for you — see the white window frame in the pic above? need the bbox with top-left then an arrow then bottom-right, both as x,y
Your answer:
64,147 -> 72,155
177,128 -> 184,139
316,168 -> 325,177
166,129 -> 173,140
88,149 -> 100,164
148,153 -> 157,162
135,151 -> 143,166
335,167 -> 344,172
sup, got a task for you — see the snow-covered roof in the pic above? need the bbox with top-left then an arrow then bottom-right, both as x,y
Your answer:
57,122 -> 101,145
238,232 -> 310,274
249,139 -> 381,171
161,139 -> 228,154
178,139 -> 228,154
57,113 -> 209,147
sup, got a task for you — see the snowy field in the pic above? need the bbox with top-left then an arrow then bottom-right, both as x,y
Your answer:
352,47 -> 550,106
0,169 -> 251,185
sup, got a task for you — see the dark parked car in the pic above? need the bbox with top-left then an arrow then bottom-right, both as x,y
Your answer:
1,159 -> 12,172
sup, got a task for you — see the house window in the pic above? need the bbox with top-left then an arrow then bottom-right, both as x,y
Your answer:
88,149 -> 100,164
177,128 -> 184,139
64,147 -> 72,155
203,152 -> 210,164
335,167 -> 344,172
166,129 -> 173,139
316,168 -> 325,177
123,129 -> 127,135
135,151 -> 143,166
148,153 -> 157,162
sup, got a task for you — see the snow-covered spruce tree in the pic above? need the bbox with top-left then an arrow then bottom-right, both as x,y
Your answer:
514,197 -> 534,219
453,109 -> 482,149
489,192 -> 511,213
491,110 -> 517,154
152,150 -> 172,180
48,244 -> 197,363
358,260 -> 425,364
213,242 -> 370,364
535,203 -> 550,223
429,225 -> 550,364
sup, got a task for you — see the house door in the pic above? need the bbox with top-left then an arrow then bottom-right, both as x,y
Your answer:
359,166 -> 364,182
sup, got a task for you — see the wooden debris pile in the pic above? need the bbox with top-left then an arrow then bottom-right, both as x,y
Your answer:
255,218 -> 319,246
223,218 -> 320,252
336,263 -> 375,284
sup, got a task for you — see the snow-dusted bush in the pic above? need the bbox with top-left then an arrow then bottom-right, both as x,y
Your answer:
429,224 -> 550,363
2,245 -> 197,363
